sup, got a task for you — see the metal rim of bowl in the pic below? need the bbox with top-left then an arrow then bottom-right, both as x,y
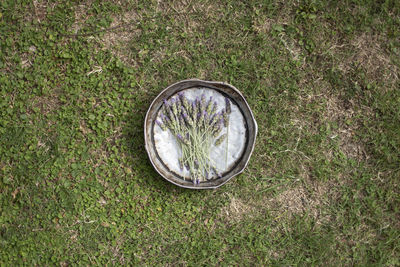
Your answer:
144,79 -> 258,189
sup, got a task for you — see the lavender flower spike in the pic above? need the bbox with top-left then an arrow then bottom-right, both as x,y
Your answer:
200,94 -> 206,109
182,112 -> 194,126
202,110 -> 208,122
176,134 -> 189,145
176,133 -> 186,144
193,101 -> 199,123
171,100 -> 178,116
225,97 -> 231,114
199,110 -> 207,125
212,124 -> 222,138
209,111 -> 220,126
211,101 -> 217,114
155,120 -> 166,131
195,97 -> 201,110
206,96 -> 213,114
180,93 -> 190,112
178,158 -> 184,170
222,110 -> 229,127
212,167 -> 222,178
215,133 -> 226,146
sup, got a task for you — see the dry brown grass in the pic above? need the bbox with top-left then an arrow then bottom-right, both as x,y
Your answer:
69,1 -> 94,34
101,10 -> 141,67
32,0 -> 53,23
324,31 -> 400,90
265,177 -> 340,225
31,94 -> 61,115
348,33 -> 399,88
219,176 -> 339,226
98,1 -> 224,67
220,193 -> 256,223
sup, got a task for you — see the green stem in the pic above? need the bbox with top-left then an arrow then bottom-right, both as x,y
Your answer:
225,121 -> 230,169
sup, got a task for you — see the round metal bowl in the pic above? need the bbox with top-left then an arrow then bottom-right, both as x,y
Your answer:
144,79 -> 257,189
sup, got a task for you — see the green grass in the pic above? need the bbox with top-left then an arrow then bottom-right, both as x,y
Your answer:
1,0 -> 399,265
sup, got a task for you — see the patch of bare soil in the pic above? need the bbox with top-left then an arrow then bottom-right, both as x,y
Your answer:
220,193 -> 256,223
69,1 -> 94,34
219,177 -> 339,225
98,1 -> 225,67
325,95 -> 369,161
340,33 -> 399,89
101,11 -> 141,67
266,179 -> 336,224
32,94 -> 61,115
31,0 -> 54,23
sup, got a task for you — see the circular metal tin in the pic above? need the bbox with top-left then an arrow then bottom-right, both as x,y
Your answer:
144,79 -> 257,189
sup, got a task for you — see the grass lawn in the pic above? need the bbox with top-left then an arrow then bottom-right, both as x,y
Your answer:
1,0 -> 399,265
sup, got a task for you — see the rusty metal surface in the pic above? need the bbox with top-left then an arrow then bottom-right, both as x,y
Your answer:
144,79 -> 258,189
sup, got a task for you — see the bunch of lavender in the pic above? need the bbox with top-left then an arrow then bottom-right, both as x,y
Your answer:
155,92 -> 232,184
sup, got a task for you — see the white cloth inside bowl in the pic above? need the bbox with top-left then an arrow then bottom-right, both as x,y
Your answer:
153,87 -> 246,180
